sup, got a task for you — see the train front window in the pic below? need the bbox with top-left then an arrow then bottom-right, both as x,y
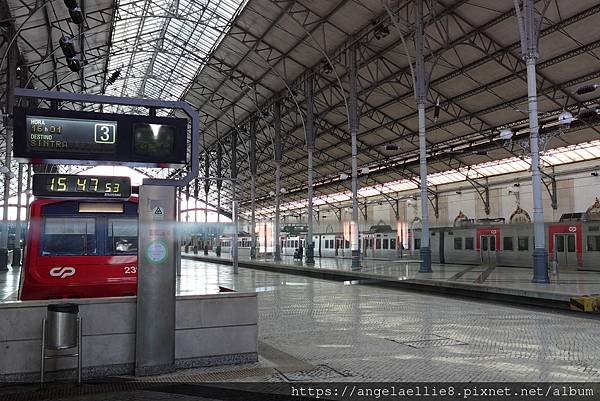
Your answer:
109,218 -> 138,255
42,217 -> 96,256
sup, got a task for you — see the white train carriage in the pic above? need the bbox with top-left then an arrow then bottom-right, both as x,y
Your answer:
220,233 -> 252,257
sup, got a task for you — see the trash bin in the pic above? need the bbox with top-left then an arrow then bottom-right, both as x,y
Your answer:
46,303 -> 79,350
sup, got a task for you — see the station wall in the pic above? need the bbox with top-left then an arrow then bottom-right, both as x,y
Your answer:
264,160 -> 600,234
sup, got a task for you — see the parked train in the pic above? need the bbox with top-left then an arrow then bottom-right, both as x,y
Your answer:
20,194 -> 599,301
218,217 -> 600,270
413,219 -> 600,270
217,225 -> 407,259
19,197 -> 139,300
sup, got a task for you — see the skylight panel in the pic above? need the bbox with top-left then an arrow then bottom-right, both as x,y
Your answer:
105,0 -> 249,105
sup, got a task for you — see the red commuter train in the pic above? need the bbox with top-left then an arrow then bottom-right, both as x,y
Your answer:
19,197 -> 139,300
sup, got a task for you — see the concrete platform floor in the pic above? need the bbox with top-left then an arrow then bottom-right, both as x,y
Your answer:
184,252 -> 600,304
2,258 -> 600,401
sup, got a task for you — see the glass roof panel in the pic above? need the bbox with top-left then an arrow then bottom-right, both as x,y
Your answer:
104,0 -> 249,111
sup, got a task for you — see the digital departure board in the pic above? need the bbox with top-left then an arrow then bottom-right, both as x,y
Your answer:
33,174 -> 132,199
27,115 -> 117,155
13,107 -> 188,167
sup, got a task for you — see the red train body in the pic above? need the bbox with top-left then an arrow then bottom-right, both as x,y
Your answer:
19,198 -> 139,300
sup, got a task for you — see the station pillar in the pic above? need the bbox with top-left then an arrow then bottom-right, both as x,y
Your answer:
305,73 -> 316,265
415,0 -> 432,273
136,185 -> 177,375
515,0 -> 549,283
249,118 -> 258,260
273,101 -> 282,262
349,44 -> 361,270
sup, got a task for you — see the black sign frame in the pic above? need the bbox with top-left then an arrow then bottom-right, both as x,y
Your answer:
13,107 -> 188,167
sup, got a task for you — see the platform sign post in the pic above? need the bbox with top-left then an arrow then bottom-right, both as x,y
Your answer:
14,88 -> 200,377
136,185 -> 177,375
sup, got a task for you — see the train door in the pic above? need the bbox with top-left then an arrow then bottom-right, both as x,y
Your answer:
480,235 -> 496,265
554,233 -> 577,268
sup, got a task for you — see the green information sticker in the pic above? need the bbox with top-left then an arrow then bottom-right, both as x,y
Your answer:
146,240 -> 168,263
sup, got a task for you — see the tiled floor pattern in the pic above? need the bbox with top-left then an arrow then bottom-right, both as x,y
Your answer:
2,259 -> 600,400
145,261 -> 600,382
188,252 -> 600,298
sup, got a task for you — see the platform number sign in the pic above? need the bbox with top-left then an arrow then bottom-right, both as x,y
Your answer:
13,107 -> 188,167
94,123 -> 116,144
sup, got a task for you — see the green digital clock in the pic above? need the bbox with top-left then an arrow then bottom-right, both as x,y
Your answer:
32,174 -> 132,199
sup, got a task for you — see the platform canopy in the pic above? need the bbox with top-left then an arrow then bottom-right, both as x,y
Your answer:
1,0 -> 600,217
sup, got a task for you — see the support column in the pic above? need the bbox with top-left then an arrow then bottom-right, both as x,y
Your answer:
25,164 -> 31,223
193,181 -> 199,253
349,44 -> 360,269
0,24 -> 16,271
231,132 -> 239,274
12,164 -> 24,268
194,181 -> 199,223
176,188 -> 182,276
273,101 -> 282,262
136,185 -> 177,375
305,73 -> 316,264
215,145 -> 222,257
415,0 -> 432,272
249,118 -> 257,259
203,152 -> 210,255
516,0 -> 549,283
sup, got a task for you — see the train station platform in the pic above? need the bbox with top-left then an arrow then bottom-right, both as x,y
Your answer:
2,257 -> 600,401
182,252 -> 600,311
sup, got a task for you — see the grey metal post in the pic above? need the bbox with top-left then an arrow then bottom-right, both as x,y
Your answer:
349,44 -> 360,269
176,188 -> 182,277
231,132 -> 239,274
516,0 -> 549,283
216,145 -> 222,257
12,164 -> 23,267
416,0 -> 432,272
249,118 -> 257,259
25,164 -> 31,223
0,24 -> 16,271
194,183 -> 199,224
203,152 -> 210,255
305,73 -> 315,264
273,101 -> 282,262
136,185 -> 177,376
232,200 -> 239,273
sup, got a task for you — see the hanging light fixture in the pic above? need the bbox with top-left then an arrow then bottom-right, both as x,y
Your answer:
59,36 -> 81,72
64,0 -> 84,25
